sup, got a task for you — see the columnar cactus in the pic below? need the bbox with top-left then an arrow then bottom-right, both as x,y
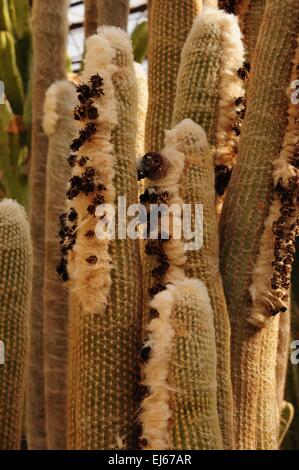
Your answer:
173,5 -> 245,194
27,0 -> 68,450
42,80 -> 77,449
172,8 -> 245,447
97,0 -> 129,31
235,0 -> 266,62
219,0 -> 299,449
84,0 -> 98,38
276,312 -> 291,417
145,0 -> 202,153
173,120 -> 234,449
65,27 -> 142,449
139,121 -> 223,450
0,199 -> 32,449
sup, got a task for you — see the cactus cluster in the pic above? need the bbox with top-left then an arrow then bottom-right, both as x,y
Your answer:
0,0 -> 299,452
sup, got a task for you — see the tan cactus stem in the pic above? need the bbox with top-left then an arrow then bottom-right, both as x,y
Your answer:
236,0 -> 266,63
0,200 -> 32,449
219,0 -> 299,449
173,7 -> 245,150
27,0 -> 69,450
172,7 -> 245,204
42,80 -> 77,449
145,0 -> 202,153
139,122 -> 222,450
66,33 -> 117,450
84,0 -> 98,38
172,120 -> 234,449
66,27 -> 142,449
276,311 -> 291,416
97,0 -> 129,31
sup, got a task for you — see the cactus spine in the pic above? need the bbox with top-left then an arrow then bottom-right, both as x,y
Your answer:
145,0 -> 202,153
42,80 -> 77,449
0,199 -> 32,449
219,0 -> 299,449
27,0 -> 68,449
66,27 -> 142,449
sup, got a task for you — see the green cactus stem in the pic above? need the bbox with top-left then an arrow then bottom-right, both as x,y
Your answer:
145,0 -> 202,153
0,199 -> 32,449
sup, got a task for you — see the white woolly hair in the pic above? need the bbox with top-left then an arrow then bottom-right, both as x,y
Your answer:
67,32 -> 118,313
191,6 -> 245,170
273,36 -> 299,186
152,120 -> 208,284
43,80 -> 77,137
134,62 -> 148,158
214,8 -> 245,168
139,278 -> 213,450
248,38 -> 299,329
97,25 -> 134,60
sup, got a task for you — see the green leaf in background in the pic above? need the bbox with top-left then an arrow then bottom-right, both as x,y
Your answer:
0,0 -> 12,32
131,20 -> 148,63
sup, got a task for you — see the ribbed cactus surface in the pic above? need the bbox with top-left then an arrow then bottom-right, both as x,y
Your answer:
0,199 -> 32,449
145,0 -> 202,153
27,0 -> 68,450
219,0 -> 299,449
97,0 -> 129,31
67,27 -> 142,450
139,121 -> 223,450
173,6 -> 245,176
43,80 -> 77,450
236,0 -> 266,62
174,120 -> 234,449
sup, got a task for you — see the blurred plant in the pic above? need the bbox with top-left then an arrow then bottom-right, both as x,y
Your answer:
0,0 -> 31,207
131,20 -> 148,63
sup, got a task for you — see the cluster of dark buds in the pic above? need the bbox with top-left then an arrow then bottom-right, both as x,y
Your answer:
67,166 -> 96,200
68,154 -> 91,169
232,93 -> 246,138
215,164 -> 232,196
218,0 -> 236,14
57,210 -> 78,281
237,61 -> 250,82
74,100 -> 99,122
270,176 -> 299,314
139,187 -> 169,206
76,74 -> 104,103
70,122 -> 97,152
138,152 -> 169,181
